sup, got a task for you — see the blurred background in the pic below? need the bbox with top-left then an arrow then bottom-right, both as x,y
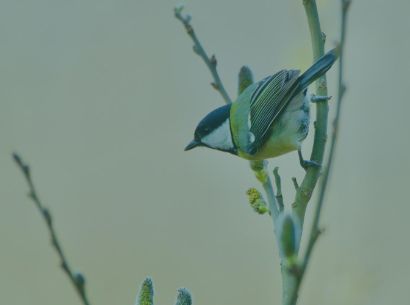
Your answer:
1,0 -> 409,304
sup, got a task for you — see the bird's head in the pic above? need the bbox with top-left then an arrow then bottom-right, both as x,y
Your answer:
185,104 -> 237,155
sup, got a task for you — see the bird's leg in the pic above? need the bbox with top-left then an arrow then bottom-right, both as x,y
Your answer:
298,148 -> 321,171
310,94 -> 332,103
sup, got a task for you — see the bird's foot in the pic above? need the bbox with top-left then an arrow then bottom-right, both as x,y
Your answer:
298,149 -> 321,171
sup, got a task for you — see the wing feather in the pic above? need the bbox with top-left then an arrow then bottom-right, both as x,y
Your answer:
246,69 -> 300,154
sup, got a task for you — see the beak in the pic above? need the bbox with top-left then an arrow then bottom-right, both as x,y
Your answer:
184,139 -> 201,151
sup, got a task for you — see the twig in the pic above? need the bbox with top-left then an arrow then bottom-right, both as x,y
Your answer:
174,6 -> 232,104
285,1 -> 351,304
292,0 -> 329,226
174,5 -> 280,226
13,153 -> 91,305
273,167 -> 284,210
302,0 -> 351,282
283,0 -> 331,303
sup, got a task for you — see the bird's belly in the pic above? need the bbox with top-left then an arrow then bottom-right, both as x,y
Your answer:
242,94 -> 310,161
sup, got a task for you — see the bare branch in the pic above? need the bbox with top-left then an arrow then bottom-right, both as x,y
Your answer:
302,0 -> 351,279
292,0 -> 329,226
13,153 -> 91,305
174,6 -> 232,104
284,1 -> 351,304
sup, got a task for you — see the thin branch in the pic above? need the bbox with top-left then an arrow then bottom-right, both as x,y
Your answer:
292,0 -> 329,227
273,167 -> 284,211
285,1 -> 351,304
174,6 -> 232,104
175,6 -> 279,222
13,153 -> 91,305
283,0 -> 330,303
302,0 -> 351,280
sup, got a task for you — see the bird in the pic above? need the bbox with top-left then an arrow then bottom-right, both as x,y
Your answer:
185,48 -> 338,167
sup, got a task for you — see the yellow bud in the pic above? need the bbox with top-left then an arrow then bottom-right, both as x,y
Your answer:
246,188 -> 260,204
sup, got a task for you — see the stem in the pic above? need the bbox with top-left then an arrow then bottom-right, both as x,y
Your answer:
302,0 -> 351,282
174,4 -> 350,305
293,0 -> 328,228
282,1 -> 328,303
13,153 -> 91,305
285,1 -> 351,305
174,7 -> 232,104
175,3 -> 280,231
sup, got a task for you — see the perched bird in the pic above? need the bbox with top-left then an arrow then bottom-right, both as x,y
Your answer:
185,48 -> 338,166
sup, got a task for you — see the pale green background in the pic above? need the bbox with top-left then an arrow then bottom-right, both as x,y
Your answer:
1,0 -> 409,304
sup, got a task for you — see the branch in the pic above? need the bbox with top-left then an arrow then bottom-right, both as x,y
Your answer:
302,0 -> 351,281
174,6 -> 232,104
281,2 -> 330,302
285,1 -> 351,304
292,0 -> 328,227
174,6 -> 279,222
282,1 -> 329,304
13,153 -> 91,305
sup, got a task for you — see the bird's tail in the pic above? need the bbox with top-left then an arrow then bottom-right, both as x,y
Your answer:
298,47 -> 339,89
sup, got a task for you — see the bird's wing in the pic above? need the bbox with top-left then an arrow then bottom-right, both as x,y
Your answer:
246,69 -> 300,155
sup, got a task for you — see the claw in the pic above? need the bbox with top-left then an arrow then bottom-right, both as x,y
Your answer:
298,149 -> 321,171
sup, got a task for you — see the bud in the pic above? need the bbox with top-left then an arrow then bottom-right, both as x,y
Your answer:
249,160 -> 265,172
74,272 -> 85,287
175,288 -> 192,305
137,277 -> 154,305
238,66 -> 254,94
174,4 -> 184,15
246,188 -> 268,215
277,213 -> 301,261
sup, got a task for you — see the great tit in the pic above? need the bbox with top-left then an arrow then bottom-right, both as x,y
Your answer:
185,48 -> 338,161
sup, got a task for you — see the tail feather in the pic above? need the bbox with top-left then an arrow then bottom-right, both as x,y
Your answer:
298,47 -> 339,89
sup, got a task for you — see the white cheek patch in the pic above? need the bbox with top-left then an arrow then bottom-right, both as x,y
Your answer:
202,119 -> 234,151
